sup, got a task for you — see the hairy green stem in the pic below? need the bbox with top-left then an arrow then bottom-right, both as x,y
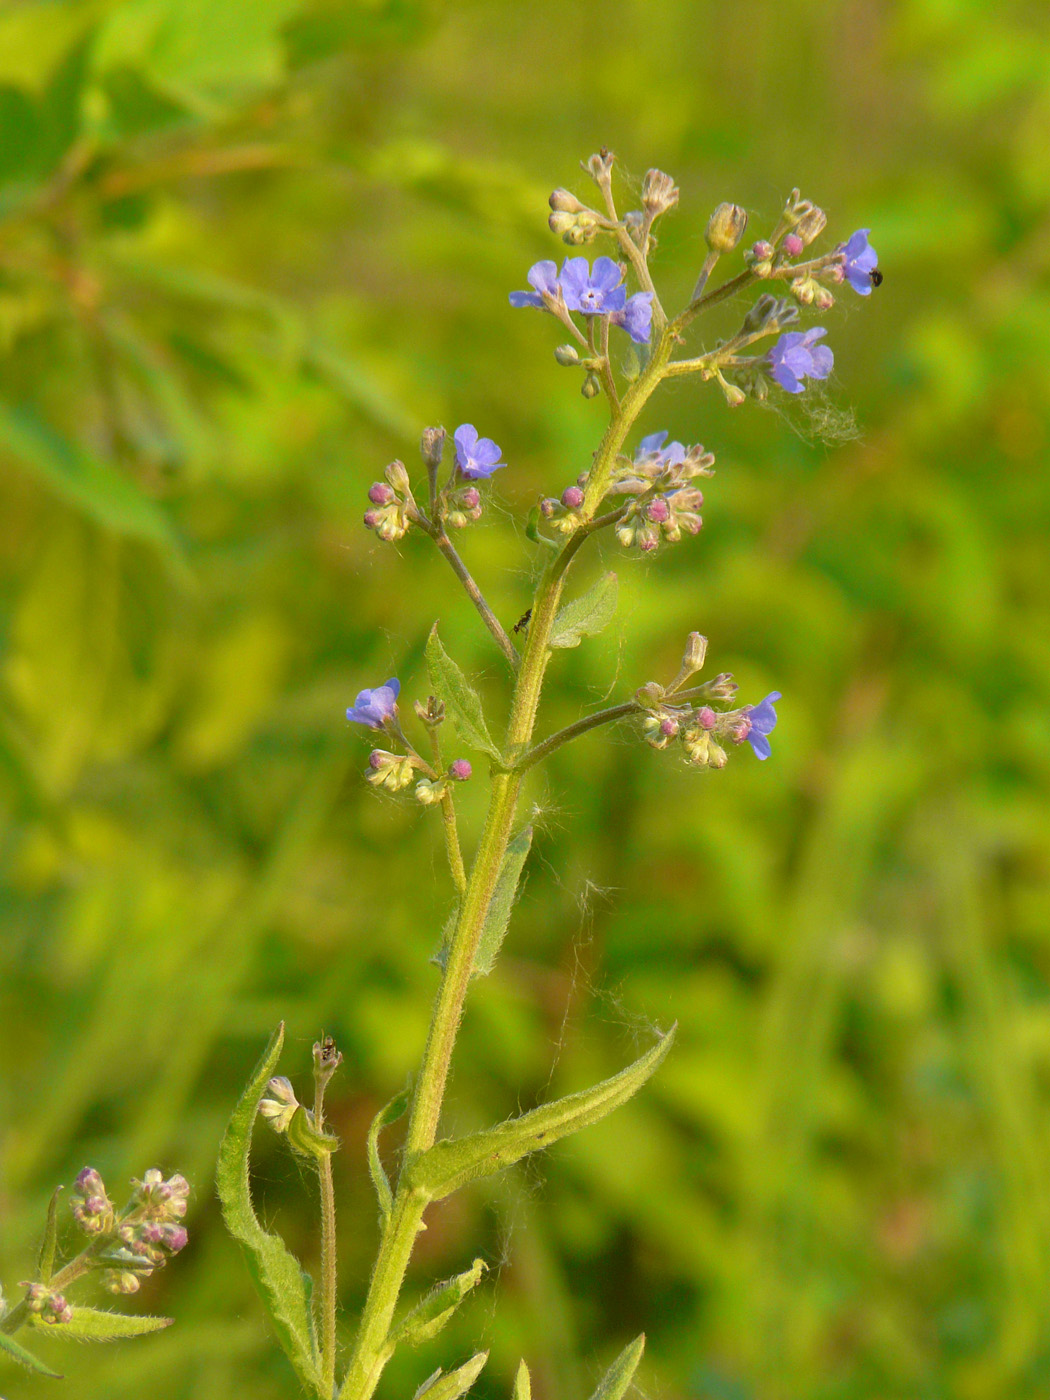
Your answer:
338,309 -> 679,1400
315,1082 -> 338,1395
517,700 -> 641,772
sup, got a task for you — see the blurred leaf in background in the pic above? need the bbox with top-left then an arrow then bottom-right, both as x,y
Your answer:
1,1 -> 1050,1399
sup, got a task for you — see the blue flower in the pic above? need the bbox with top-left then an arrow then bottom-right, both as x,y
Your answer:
560,256 -> 627,315
509,260 -> 560,309
611,291 -> 654,344
454,424 -> 506,479
346,678 -> 400,729
745,691 -> 781,760
768,328 -> 833,394
840,229 -> 879,296
634,431 -> 686,467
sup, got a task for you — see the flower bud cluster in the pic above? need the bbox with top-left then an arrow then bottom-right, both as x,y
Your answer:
367,749 -> 419,793
364,460 -> 415,542
636,680 -> 755,770
259,1075 -> 299,1131
540,431 -> 713,554
78,1168 -> 190,1293
549,188 -> 603,246
71,1165 -> 114,1236
23,1282 -> 72,1324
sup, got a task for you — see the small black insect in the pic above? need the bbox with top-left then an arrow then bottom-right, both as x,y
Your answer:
869,268 -> 883,288
513,609 -> 532,634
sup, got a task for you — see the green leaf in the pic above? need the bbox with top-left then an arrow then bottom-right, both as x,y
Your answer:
415,1351 -> 489,1400
513,1360 -> 532,1400
424,626 -> 502,761
0,402 -> 185,573
35,1185 -> 62,1283
0,1329 -> 62,1377
216,1023 -> 324,1397
367,1086 -> 409,1222
589,1335 -> 645,1400
391,1258 -> 487,1349
549,573 -> 619,649
32,1307 -> 172,1341
472,826 -> 532,977
406,1026 -> 676,1202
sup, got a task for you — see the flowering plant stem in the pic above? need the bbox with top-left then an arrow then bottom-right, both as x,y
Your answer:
338,319 -> 673,1400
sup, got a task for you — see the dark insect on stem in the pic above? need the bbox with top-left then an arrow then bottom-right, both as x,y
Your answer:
513,609 -> 532,634
869,268 -> 883,288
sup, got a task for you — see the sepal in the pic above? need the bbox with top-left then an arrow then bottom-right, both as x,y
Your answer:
414,1351 -> 489,1400
589,1334 -> 645,1400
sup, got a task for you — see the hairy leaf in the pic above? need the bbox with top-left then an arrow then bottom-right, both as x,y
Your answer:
33,1307 -> 172,1342
367,1086 -> 410,1222
0,1329 -> 62,1377
392,1259 -> 487,1348
414,1351 -> 489,1400
35,1185 -> 62,1283
472,825 -> 532,977
216,1023 -> 324,1396
406,1026 -> 676,1201
590,1335 -> 645,1400
549,572 -> 618,649
513,1360 -> 531,1400
425,626 -> 501,760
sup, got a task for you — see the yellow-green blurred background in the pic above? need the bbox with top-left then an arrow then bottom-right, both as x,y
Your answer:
2,1 -> 1049,1397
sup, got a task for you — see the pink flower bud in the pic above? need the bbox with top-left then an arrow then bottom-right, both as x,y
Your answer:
783,233 -> 803,257
561,486 -> 584,509
368,482 -> 395,505
449,759 -> 472,781
698,706 -> 717,731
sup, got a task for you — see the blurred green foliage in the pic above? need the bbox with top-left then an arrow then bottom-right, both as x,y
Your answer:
1,0 -> 1050,1397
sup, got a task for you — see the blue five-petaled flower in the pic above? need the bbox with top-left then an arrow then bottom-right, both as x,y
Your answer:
634,430 -> 687,467
840,229 -> 879,296
745,692 -> 781,760
768,328 -> 833,394
454,424 -> 506,479
510,258 -> 653,345
346,679 -> 400,729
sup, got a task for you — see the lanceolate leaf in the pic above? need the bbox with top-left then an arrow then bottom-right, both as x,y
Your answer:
367,1086 -> 410,1222
549,572 -> 618,649
35,1185 -> 62,1283
216,1023 -> 324,1397
589,1334 -> 645,1400
33,1307 -> 172,1342
0,1329 -> 62,1377
391,1259 -> 487,1349
472,825 -> 532,977
425,626 -> 502,760
414,1351 -> 489,1400
406,1027 -> 676,1201
513,1360 -> 532,1400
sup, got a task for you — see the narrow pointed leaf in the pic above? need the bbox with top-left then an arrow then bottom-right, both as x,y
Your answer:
589,1335 -> 645,1400
33,1307 -> 172,1341
368,1087 -> 410,1221
392,1259 -> 487,1348
216,1023 -> 324,1396
0,1330 -> 62,1377
513,1360 -> 531,1400
425,627 -> 501,761
406,1026 -> 676,1201
549,573 -> 618,649
432,901 -> 460,971
415,1351 -> 489,1400
35,1185 -> 62,1283
472,826 -> 532,977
